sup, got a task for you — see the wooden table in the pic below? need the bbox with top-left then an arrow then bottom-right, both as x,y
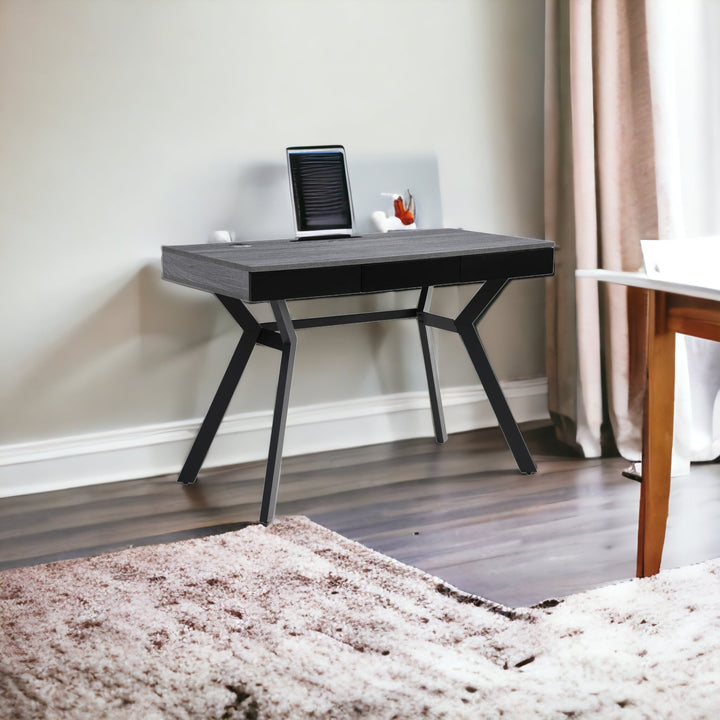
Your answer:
162,229 -> 555,524
577,269 -> 720,576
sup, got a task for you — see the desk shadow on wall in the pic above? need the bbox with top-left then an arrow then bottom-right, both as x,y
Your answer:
3,271 -> 142,442
222,162 -> 294,242
138,262 -> 286,418
2,265 -> 250,445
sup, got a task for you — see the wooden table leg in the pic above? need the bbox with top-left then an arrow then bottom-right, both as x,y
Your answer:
637,290 -> 675,577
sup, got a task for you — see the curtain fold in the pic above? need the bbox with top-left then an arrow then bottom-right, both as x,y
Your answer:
545,0 -> 655,459
545,0 -> 720,465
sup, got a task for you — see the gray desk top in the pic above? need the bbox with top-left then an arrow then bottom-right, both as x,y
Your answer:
163,229 -> 551,271
162,229 -> 554,302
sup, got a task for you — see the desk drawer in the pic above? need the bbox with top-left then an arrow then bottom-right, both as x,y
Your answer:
362,257 -> 460,293
249,266 -> 362,301
461,247 -> 555,282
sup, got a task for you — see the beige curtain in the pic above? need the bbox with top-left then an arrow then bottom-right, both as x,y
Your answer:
544,0 -> 671,459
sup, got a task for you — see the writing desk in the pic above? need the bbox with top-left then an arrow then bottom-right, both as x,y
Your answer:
162,229 -> 555,524
577,268 -> 720,576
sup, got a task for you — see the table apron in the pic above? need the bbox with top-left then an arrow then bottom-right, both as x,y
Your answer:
665,292 -> 720,342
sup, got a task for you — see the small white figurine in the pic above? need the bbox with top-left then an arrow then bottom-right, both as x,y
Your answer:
371,190 -> 416,233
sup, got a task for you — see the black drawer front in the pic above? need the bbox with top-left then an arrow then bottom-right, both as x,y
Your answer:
461,247 -> 555,282
249,266 -> 362,301
362,257 -> 460,293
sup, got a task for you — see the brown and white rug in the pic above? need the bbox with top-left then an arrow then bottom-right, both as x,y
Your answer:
1,516 -> 719,719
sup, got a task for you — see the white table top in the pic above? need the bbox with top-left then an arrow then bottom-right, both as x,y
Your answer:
576,268 -> 720,303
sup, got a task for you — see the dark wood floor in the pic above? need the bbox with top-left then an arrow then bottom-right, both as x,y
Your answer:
2,422 -> 719,606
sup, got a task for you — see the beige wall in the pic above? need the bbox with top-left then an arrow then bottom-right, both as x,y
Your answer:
0,1 -> 545,452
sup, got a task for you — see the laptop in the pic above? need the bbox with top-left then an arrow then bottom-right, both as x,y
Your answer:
286,145 -> 355,239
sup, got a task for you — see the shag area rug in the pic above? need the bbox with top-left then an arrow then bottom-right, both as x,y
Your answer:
1,517 -> 719,719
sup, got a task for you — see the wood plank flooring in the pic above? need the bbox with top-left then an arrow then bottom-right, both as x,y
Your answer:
2,422 -> 719,606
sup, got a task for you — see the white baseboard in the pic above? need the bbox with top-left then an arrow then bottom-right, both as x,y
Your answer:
0,378 -> 548,498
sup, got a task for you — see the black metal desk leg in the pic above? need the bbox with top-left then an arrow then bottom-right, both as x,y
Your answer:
455,280 -> 536,474
178,325 -> 260,484
417,286 -> 447,443
259,301 -> 297,525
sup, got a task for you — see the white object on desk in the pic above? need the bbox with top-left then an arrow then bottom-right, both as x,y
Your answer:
371,211 -> 416,233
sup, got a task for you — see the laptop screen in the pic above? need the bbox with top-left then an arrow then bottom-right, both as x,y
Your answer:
287,146 -> 355,239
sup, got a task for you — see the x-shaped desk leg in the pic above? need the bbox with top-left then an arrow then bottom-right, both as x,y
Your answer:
455,279 -> 537,474
178,280 -> 534,526
417,286 -> 448,444
177,297 -> 261,486
259,301 -> 296,525
177,295 -> 297,525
